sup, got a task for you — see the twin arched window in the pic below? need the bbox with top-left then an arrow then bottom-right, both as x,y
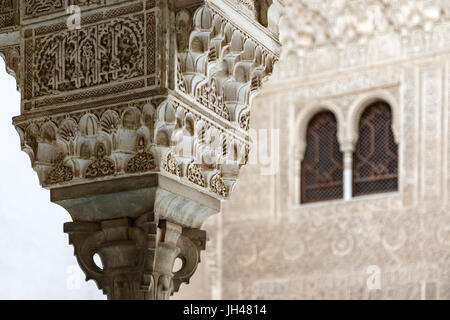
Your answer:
301,101 -> 398,204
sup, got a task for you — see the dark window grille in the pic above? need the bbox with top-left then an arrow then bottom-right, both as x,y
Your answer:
353,101 -> 398,196
301,112 -> 343,203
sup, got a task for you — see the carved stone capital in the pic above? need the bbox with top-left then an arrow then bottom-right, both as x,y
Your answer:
65,217 -> 206,300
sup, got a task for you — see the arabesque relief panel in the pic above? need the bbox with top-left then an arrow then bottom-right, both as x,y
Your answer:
22,1 -> 157,112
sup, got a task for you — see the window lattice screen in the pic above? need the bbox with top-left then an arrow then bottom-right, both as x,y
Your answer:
301,112 -> 343,203
353,101 -> 398,196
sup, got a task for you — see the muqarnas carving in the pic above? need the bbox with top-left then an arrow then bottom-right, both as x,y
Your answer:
14,3 -> 278,199
176,5 -> 276,130
15,97 -> 249,198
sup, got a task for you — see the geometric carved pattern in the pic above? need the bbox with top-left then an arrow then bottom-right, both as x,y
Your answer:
301,112 -> 343,203
353,101 -> 398,196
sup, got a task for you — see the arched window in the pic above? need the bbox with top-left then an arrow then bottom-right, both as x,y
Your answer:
301,112 -> 343,203
353,101 -> 398,196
